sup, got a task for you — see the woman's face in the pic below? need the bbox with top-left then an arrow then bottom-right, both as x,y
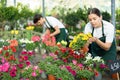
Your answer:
88,13 -> 102,28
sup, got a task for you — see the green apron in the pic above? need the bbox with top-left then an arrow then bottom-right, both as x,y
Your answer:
89,22 -> 117,63
55,28 -> 68,43
44,18 -> 68,43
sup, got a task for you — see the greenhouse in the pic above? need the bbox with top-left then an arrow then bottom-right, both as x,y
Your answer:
0,0 -> 120,80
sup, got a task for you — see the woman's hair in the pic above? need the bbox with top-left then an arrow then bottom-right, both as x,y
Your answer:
88,8 -> 101,17
33,14 -> 43,24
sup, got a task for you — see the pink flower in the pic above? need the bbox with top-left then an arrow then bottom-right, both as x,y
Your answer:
42,54 -> 47,59
0,65 -> 2,72
49,53 -> 57,59
72,60 -> 77,65
27,51 -> 34,56
59,65 -> 65,69
33,66 -> 38,70
23,56 -> 28,61
31,71 -> 37,77
11,65 -> 17,71
2,62 -> 10,72
78,63 -> 83,68
18,64 -> 24,69
21,50 -> 27,55
1,57 -> 5,63
10,70 -> 16,77
71,70 -> 76,76
26,61 -> 31,66
39,69 -> 43,73
31,35 -> 40,42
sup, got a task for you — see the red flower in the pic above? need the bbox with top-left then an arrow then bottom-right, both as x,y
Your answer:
11,46 -> 16,53
0,49 -> 2,54
5,52 -> 9,57
3,46 -> 9,50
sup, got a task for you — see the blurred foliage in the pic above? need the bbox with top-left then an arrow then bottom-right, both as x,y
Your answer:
0,1 -> 119,33
102,11 -> 111,22
0,6 -> 19,22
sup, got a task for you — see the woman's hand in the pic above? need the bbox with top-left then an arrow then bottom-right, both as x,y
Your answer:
88,37 -> 98,43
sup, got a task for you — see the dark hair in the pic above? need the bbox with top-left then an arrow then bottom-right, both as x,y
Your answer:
33,14 -> 43,24
88,8 -> 101,17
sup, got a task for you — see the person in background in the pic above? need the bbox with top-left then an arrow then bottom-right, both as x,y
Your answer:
33,14 -> 69,44
84,7 -> 117,79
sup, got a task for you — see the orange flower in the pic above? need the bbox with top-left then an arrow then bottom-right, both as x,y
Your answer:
42,34 -> 56,46
9,39 -> 18,47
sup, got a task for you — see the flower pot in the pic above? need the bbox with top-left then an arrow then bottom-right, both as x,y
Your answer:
48,74 -> 56,80
111,73 -> 118,79
94,72 -> 102,80
80,78 -> 87,80
41,72 -> 47,79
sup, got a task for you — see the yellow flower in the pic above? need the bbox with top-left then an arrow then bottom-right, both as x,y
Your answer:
69,33 -> 92,50
10,30 -> 19,35
87,33 -> 92,38
11,30 -> 14,34
61,40 -> 67,46
15,30 -> 19,34
26,26 -> 35,30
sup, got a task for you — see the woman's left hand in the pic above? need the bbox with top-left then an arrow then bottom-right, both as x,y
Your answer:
88,37 -> 98,43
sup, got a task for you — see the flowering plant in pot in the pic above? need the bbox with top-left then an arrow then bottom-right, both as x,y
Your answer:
84,53 -> 108,78
20,65 -> 41,80
69,33 -> 92,52
38,53 -> 75,80
41,34 -> 58,53
67,60 -> 94,80
0,39 -> 36,80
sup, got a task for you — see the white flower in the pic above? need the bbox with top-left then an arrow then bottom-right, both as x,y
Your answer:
19,38 -> 33,43
93,56 -> 101,62
85,53 -> 92,60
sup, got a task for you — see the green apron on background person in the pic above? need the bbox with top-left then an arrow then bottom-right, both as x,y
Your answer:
55,28 -> 68,43
45,18 -> 68,43
89,22 -> 117,63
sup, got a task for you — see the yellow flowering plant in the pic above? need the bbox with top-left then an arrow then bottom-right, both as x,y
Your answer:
116,30 -> 120,46
10,30 -> 19,39
25,26 -> 35,40
116,30 -> 120,36
69,33 -> 92,50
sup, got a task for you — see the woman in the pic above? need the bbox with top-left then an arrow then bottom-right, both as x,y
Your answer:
84,8 -> 116,63
33,14 -> 68,43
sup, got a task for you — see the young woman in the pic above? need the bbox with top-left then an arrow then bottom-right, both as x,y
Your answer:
84,8 -> 116,63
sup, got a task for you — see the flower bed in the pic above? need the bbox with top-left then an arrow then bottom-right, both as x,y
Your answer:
0,27 -> 109,80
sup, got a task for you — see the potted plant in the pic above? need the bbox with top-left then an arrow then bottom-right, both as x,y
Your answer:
38,54 -> 75,80
76,69 -> 94,80
69,33 -> 92,52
